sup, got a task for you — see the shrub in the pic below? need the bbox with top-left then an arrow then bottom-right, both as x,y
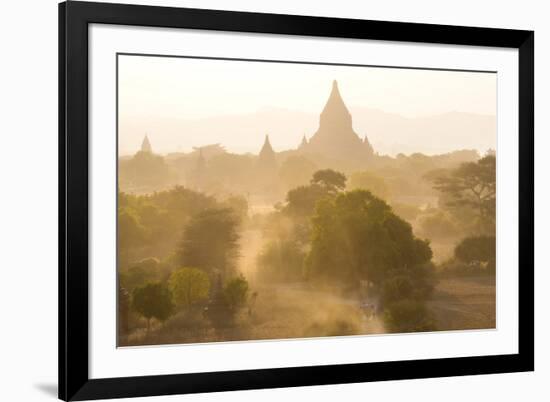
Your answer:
131,282 -> 174,330
223,276 -> 249,310
383,299 -> 436,333
454,236 -> 496,264
168,267 -> 210,309
257,240 -> 305,282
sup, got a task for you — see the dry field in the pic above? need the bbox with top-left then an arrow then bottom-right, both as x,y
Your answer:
122,276 -> 495,346
427,276 -> 496,331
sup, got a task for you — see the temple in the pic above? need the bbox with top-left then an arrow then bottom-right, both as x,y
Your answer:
141,135 -> 152,153
258,134 -> 277,170
300,80 -> 374,161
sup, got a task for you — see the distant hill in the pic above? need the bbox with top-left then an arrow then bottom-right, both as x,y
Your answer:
118,107 -> 496,157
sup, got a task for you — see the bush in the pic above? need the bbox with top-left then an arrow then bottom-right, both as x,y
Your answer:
119,258 -> 160,292
383,299 -> 436,333
454,236 -> 496,264
131,282 -> 174,329
257,240 -> 305,282
223,276 -> 249,310
168,267 -> 210,309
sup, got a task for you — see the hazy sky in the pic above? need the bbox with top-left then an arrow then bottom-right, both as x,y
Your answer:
118,54 -> 496,155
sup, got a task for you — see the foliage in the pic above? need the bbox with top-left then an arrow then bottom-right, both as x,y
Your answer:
131,282 -> 174,325
220,195 -> 249,221
168,267 -> 211,308
432,155 -> 496,233
176,208 -> 241,276
119,151 -> 176,191
311,169 -> 347,193
306,190 -> 432,286
222,275 -> 250,310
284,184 -> 330,217
257,239 -> 306,282
454,236 -> 496,264
348,170 -> 390,199
380,264 -> 436,307
118,207 -> 146,258
383,299 -> 436,333
119,258 -> 160,292
118,186 -> 217,262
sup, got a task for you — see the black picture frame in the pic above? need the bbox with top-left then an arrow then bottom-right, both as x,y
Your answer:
59,1 -> 534,400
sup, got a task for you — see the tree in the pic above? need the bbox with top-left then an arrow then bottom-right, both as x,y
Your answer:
118,207 -> 145,263
311,169 -> 347,193
257,239 -> 305,282
118,151 -> 176,191
131,282 -> 174,331
454,236 -> 496,264
432,155 -> 496,233
117,187 -> 217,262
284,184 -> 329,217
119,258 -> 160,292
177,208 -> 240,277
222,276 -> 249,310
383,299 -> 436,333
306,190 -> 432,286
221,195 -> 249,221
348,170 -> 390,199
168,267 -> 211,309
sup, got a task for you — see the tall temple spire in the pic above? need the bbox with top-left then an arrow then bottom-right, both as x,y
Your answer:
258,134 -> 277,171
301,80 -> 374,162
319,80 -> 352,130
259,134 -> 275,158
141,134 -> 152,153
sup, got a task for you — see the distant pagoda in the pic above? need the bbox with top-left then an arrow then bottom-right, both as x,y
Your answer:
141,135 -> 152,153
301,80 -> 374,161
258,134 -> 277,170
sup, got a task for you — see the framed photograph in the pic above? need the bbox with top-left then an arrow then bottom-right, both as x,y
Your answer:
59,1 -> 534,400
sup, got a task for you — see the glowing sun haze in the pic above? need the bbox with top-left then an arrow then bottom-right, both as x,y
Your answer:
118,54 -> 497,156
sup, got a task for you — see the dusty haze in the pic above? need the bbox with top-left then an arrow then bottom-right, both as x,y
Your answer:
118,54 -> 496,156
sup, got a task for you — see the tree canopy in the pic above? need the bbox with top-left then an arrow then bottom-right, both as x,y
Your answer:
311,169 -> 347,193
176,208 -> 241,277
432,155 -> 496,233
169,267 -> 211,308
222,276 -> 249,310
131,282 -> 174,327
306,190 -> 432,286
454,236 -> 496,264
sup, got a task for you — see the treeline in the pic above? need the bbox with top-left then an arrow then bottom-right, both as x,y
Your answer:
257,169 -> 437,332
118,186 -> 251,341
256,155 -> 497,332
119,145 -> 480,202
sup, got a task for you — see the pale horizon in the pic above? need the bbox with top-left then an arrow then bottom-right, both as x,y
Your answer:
118,54 -> 497,156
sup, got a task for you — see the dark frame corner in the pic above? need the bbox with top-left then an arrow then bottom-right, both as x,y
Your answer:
59,1 -> 534,400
